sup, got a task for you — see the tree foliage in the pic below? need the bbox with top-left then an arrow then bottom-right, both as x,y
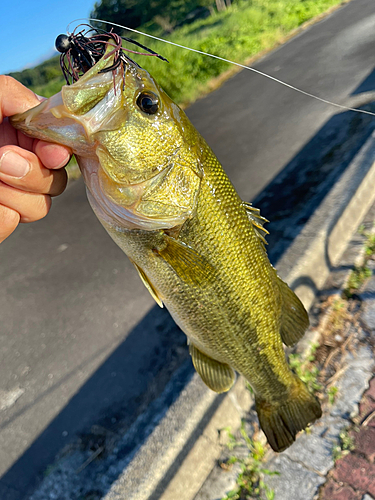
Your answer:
91,0 -> 219,33
9,57 -> 62,90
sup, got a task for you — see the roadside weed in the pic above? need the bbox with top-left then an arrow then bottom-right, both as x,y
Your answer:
221,422 -> 278,500
327,386 -> 338,405
358,223 -> 375,256
344,265 -> 372,297
364,233 -> 375,256
332,429 -> 355,462
329,298 -> 349,334
289,343 -> 322,395
344,224 -> 375,297
222,426 -> 244,451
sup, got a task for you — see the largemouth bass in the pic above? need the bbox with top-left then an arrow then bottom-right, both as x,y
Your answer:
10,36 -> 321,452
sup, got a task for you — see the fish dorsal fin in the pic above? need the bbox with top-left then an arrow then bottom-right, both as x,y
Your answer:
242,202 -> 269,245
157,234 -> 216,286
189,343 -> 236,393
129,258 -> 164,308
277,276 -> 309,346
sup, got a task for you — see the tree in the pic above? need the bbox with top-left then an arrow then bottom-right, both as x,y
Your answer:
91,0 -> 217,33
196,0 -> 216,16
91,0 -> 147,32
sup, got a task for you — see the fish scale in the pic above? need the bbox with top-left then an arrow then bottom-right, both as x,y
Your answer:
10,38 -> 321,451
174,152 -> 288,388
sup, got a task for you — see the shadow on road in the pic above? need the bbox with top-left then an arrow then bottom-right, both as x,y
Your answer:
254,104 -> 375,266
351,66 -> 375,95
1,306 -> 190,499
2,72 -> 375,500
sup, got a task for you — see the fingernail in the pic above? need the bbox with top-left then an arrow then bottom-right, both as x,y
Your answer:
0,151 -> 30,178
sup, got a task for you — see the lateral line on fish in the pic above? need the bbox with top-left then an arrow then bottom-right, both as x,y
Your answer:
66,18 -> 375,119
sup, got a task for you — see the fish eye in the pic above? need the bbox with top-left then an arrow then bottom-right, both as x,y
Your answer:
136,92 -> 159,115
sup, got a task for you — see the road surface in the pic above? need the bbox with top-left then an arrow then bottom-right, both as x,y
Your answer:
1,0 -> 375,497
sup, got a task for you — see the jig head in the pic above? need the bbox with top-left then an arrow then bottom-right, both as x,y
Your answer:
55,25 -> 168,85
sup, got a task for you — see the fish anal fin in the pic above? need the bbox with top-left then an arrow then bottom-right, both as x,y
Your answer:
242,201 -> 269,245
278,276 -> 309,346
189,343 -> 236,393
157,234 -> 215,286
255,377 -> 322,452
130,259 -> 163,308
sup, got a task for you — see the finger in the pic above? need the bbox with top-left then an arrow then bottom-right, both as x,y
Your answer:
0,76 -> 40,121
0,204 -> 20,243
0,117 -> 35,150
0,182 -> 51,223
0,146 -> 68,196
33,141 -> 71,170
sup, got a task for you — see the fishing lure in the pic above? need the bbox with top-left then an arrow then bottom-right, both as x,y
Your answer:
55,25 -> 168,85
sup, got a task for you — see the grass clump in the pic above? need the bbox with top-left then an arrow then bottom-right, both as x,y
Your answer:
221,422 -> 278,500
328,298 -> 350,333
289,343 -> 322,395
332,429 -> 355,462
344,224 -> 375,297
327,385 -> 338,405
344,265 -> 372,297
359,224 -> 375,256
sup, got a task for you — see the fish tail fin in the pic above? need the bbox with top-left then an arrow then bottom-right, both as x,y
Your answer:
255,377 -> 322,452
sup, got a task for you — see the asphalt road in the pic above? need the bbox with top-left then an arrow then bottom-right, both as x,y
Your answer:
1,0 -> 375,497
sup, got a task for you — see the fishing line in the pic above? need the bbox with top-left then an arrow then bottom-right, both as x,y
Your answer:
67,17 -> 375,118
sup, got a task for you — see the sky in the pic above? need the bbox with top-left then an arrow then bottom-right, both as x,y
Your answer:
1,0 -> 96,74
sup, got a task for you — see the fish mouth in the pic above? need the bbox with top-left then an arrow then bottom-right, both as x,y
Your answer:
10,44 -> 129,155
10,25 -> 168,150
10,28 -> 193,231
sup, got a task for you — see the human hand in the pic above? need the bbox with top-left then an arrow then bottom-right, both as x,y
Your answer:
0,76 -> 70,243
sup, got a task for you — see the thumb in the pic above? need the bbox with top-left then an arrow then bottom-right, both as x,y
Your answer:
0,76 -> 40,122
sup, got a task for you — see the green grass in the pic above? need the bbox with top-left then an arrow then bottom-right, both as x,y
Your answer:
288,342 -> 322,395
327,385 -> 339,405
344,224 -> 375,297
345,265 -> 372,296
221,422 -> 278,500
332,429 -> 355,461
29,0 -> 346,103
131,0 -> 346,104
358,224 -> 375,256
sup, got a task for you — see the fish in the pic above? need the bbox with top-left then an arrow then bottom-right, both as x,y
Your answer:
10,36 -> 321,452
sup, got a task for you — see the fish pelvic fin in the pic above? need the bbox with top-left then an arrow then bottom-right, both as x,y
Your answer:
129,258 -> 164,308
255,377 -> 322,452
278,276 -> 309,347
189,343 -> 236,393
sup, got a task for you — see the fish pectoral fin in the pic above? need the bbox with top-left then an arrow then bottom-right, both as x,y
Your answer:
157,235 -> 215,286
242,201 -> 269,245
278,276 -> 309,346
129,259 -> 163,308
189,343 -> 236,393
